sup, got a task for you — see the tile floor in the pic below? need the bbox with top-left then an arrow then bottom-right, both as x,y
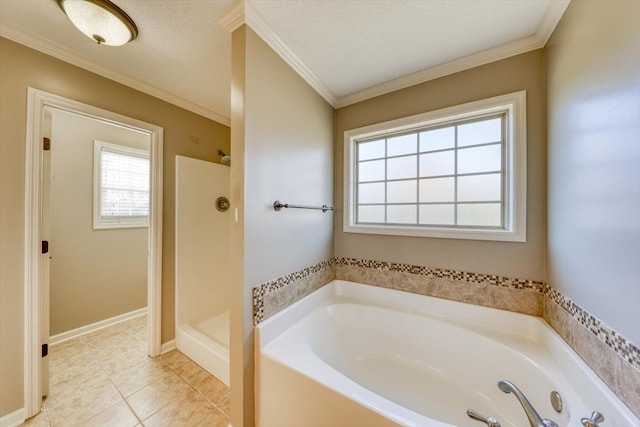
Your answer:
21,315 -> 230,426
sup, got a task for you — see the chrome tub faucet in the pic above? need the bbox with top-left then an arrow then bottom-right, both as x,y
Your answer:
498,380 -> 559,427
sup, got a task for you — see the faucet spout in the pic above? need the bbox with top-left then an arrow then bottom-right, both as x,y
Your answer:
498,380 -> 558,427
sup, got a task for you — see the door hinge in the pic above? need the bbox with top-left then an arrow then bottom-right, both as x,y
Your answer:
43,137 -> 51,151
42,240 -> 49,254
42,343 -> 48,358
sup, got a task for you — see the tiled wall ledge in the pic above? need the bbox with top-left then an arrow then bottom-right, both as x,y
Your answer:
544,287 -> 640,418
252,259 -> 335,325
252,256 -> 639,417
334,256 -> 545,316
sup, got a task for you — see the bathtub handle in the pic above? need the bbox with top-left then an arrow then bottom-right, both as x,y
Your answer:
581,411 -> 605,427
467,409 -> 501,427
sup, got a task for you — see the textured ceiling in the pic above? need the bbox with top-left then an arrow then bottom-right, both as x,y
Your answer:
0,0 -> 569,125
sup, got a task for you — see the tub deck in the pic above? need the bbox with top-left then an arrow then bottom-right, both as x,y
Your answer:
255,280 -> 637,427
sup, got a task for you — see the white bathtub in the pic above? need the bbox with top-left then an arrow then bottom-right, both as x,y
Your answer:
255,280 -> 638,427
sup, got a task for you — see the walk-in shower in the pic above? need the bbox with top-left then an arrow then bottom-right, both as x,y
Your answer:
175,155 -> 230,385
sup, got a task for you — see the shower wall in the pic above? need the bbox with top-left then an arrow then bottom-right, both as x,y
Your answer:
175,155 -> 230,336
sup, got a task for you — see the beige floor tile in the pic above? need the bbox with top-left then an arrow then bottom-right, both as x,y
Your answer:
133,328 -> 147,345
20,410 -> 50,427
141,390 -> 228,427
40,317 -> 235,427
99,344 -> 161,377
160,349 -> 191,370
49,339 -> 93,367
76,400 -> 139,427
45,366 -> 108,409
86,333 -> 144,356
82,325 -> 126,343
110,359 -> 172,397
127,315 -> 147,330
175,361 -> 229,409
217,395 -> 231,418
48,381 -> 122,427
48,358 -> 98,389
126,372 -> 192,421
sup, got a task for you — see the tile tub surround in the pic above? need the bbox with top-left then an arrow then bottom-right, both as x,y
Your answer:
252,258 -> 336,325
544,289 -> 640,418
333,256 -> 545,316
253,256 -> 639,418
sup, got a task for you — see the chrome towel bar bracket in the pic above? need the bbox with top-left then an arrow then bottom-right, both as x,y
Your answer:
273,201 -> 333,213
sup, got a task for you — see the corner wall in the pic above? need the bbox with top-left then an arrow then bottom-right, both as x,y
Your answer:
0,37 -> 229,419
230,26 -> 334,427
334,50 -> 547,282
545,0 -> 640,416
546,0 -> 640,350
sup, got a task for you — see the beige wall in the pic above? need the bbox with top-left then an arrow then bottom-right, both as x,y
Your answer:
334,50 -> 546,281
230,26 -> 334,427
546,0 -> 640,345
49,109 -> 148,335
0,37 -> 229,417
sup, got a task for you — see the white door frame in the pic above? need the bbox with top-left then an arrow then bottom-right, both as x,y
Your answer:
23,88 -> 164,418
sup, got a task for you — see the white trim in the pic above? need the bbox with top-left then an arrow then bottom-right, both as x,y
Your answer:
0,408 -> 26,427
243,3 -> 338,107
216,0 -> 246,33
49,308 -> 147,345
2,1 -> 569,119
216,1 -> 568,111
0,24 -> 230,126
23,88 -> 163,419
343,91 -> 526,242
336,0 -> 569,108
161,339 -> 177,354
216,1 -> 338,107
535,0 -> 571,45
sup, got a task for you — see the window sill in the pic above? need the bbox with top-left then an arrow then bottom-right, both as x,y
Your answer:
343,223 -> 526,242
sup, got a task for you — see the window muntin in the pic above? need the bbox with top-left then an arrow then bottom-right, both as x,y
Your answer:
93,140 -> 150,229
344,91 -> 526,242
355,114 -> 505,229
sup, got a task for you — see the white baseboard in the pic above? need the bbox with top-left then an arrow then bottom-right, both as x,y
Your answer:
0,407 -> 25,427
161,339 -> 176,354
49,307 -> 147,345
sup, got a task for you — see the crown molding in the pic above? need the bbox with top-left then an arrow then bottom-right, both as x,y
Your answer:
535,0 -> 571,44
217,0 -> 246,33
335,34 -> 543,108
4,0 -> 570,121
217,0 -> 338,107
0,23 -> 231,126
218,0 -> 569,110
335,0 -> 571,108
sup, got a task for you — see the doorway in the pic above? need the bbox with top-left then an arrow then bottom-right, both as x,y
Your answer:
23,88 -> 164,418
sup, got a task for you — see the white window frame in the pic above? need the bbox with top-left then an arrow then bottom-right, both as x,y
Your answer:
93,140 -> 150,229
343,90 -> 526,242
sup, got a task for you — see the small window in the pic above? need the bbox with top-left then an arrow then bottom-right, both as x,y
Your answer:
344,91 -> 526,242
93,140 -> 150,229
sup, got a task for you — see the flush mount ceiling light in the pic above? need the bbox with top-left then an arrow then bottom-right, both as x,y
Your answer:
55,0 -> 138,46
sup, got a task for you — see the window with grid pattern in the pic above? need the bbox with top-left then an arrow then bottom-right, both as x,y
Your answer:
344,91 -> 526,242
93,140 -> 150,229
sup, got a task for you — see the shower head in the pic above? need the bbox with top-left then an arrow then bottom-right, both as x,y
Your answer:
217,149 -> 231,165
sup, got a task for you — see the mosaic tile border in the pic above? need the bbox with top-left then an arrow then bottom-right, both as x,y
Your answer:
252,256 -> 638,375
252,258 -> 335,325
545,284 -> 640,370
334,256 -> 545,292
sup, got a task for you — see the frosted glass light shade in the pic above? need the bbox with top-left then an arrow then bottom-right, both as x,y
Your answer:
56,0 -> 138,46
